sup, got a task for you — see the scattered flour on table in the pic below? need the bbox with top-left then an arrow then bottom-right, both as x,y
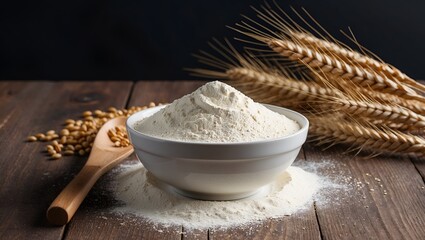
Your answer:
111,163 -> 322,229
134,81 -> 300,142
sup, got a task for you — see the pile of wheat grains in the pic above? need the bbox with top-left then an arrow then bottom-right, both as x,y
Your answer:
27,103 -> 159,159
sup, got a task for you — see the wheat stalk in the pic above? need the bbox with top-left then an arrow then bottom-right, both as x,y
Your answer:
226,67 -> 339,103
309,116 -> 425,156
229,66 -> 425,129
312,72 -> 425,114
361,119 -> 412,132
266,38 -> 425,103
230,83 -> 301,108
308,72 -> 425,128
291,31 -> 425,93
190,4 -> 425,158
231,81 -> 321,109
341,83 -> 425,114
192,49 -> 425,130
327,98 -> 425,129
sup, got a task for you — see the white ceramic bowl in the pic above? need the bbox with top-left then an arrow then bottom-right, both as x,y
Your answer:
126,104 -> 309,200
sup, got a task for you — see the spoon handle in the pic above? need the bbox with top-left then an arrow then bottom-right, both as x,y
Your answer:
46,165 -> 103,225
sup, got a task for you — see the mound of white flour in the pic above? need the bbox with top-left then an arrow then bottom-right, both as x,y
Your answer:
135,81 -> 300,142
112,163 -> 321,229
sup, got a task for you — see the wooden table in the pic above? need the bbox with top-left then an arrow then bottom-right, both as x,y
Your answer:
1,81 -> 425,240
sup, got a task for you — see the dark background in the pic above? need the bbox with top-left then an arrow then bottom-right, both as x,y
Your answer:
1,0 -> 424,80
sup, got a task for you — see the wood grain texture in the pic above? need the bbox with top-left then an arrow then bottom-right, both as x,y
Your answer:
411,156 -> 425,183
65,209 -> 181,240
0,81 -> 132,240
1,80 -> 425,240
209,208 -> 319,240
181,227 -> 208,240
304,144 -> 425,240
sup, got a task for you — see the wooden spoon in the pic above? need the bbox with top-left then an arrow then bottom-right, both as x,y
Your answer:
47,117 -> 134,225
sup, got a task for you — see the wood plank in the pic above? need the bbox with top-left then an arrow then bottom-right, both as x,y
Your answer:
411,156 -> 425,183
209,209 -> 319,240
0,81 -> 30,133
3,80 -> 424,239
0,81 -> 133,240
209,210 -> 320,240
181,227 -> 208,240
304,144 -> 425,240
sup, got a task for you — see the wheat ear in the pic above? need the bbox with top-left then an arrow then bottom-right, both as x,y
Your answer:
361,119 -> 411,132
343,83 -> 425,115
308,72 -> 425,128
266,38 -> 425,103
309,116 -> 425,156
327,98 -> 425,129
223,67 -> 425,128
291,31 -> 425,93
311,73 -> 425,114
226,67 -> 339,102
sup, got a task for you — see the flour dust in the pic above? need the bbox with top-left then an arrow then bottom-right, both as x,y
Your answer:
109,162 -> 324,229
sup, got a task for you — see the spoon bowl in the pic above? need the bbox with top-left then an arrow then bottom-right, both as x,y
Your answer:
47,117 -> 134,225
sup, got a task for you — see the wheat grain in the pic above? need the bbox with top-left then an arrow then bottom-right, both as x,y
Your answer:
27,104 -> 162,159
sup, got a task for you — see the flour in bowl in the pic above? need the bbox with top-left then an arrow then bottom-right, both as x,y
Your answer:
135,81 -> 300,142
